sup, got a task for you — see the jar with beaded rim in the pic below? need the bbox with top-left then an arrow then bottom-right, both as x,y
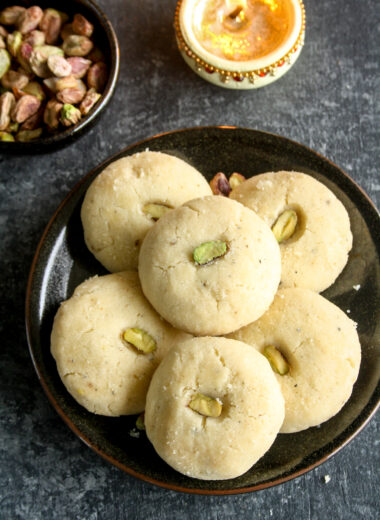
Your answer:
175,0 -> 306,89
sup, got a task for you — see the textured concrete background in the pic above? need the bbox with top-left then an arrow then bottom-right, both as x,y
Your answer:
0,0 -> 379,518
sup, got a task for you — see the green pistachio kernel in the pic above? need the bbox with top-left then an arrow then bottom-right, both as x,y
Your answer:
123,328 -> 156,354
193,240 -> 227,265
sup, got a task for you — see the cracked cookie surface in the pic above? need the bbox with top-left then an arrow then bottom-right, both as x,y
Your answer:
81,151 -> 211,272
229,288 -> 361,433
50,271 -> 191,416
230,170 -> 353,292
145,336 -> 285,480
138,196 -> 281,336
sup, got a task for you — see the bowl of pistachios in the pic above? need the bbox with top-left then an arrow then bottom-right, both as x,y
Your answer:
0,0 -> 119,152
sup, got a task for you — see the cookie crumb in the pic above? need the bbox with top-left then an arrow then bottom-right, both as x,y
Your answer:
353,284 -> 361,291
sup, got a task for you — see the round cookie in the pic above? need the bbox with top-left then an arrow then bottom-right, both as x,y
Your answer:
81,151 -> 212,272
229,288 -> 361,433
145,336 -> 285,480
51,271 -> 191,416
230,170 -> 352,292
138,196 -> 281,336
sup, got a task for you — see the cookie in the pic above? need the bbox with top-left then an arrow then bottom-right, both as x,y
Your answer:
229,288 -> 361,433
81,151 -> 212,272
138,196 -> 281,336
145,336 -> 285,480
50,271 -> 191,416
230,170 -> 352,292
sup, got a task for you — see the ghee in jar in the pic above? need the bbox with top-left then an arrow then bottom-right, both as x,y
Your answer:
192,0 -> 295,61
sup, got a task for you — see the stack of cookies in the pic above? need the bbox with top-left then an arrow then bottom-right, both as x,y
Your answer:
51,151 -> 361,481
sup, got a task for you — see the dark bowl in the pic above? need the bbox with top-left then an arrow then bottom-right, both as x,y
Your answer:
25,127 -> 380,495
0,0 -> 119,153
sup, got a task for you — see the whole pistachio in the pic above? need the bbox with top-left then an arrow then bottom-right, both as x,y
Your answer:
39,8 -> 62,45
79,88 -> 101,115
62,34 -> 93,57
0,49 -> 11,79
16,127 -> 42,141
11,94 -> 41,123
23,81 -> 45,100
60,103 -> 81,126
56,79 -> 86,104
0,6 -> 26,26
17,42 -> 33,73
43,98 -> 62,129
1,70 -> 29,90
87,62 -> 107,92
210,172 -> 231,196
17,6 -> 43,34
23,29 -> 45,47
72,13 -> 94,38
0,91 -> 16,130
15,6 -> 42,35
66,56 -> 91,78
0,131 -> 15,141
47,55 -> 72,77
7,31 -> 22,57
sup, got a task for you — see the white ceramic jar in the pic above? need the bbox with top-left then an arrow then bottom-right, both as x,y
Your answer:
175,0 -> 305,89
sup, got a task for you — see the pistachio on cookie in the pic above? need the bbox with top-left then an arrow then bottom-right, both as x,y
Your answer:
193,240 -> 227,265
189,393 -> 222,417
271,209 -> 298,243
263,345 -> 290,375
123,327 -> 156,354
142,202 -> 172,221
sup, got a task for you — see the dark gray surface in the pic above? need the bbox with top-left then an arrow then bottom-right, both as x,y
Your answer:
0,0 -> 379,518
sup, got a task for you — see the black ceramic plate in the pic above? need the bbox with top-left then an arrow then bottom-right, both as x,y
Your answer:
26,127 -> 380,494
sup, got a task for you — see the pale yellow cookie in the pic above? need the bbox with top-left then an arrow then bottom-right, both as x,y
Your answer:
138,196 -> 281,336
229,288 -> 361,433
230,171 -> 352,292
145,336 -> 285,480
81,151 -> 212,272
51,271 -> 191,416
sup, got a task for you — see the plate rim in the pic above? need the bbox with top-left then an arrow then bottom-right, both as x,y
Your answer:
25,125 -> 380,495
